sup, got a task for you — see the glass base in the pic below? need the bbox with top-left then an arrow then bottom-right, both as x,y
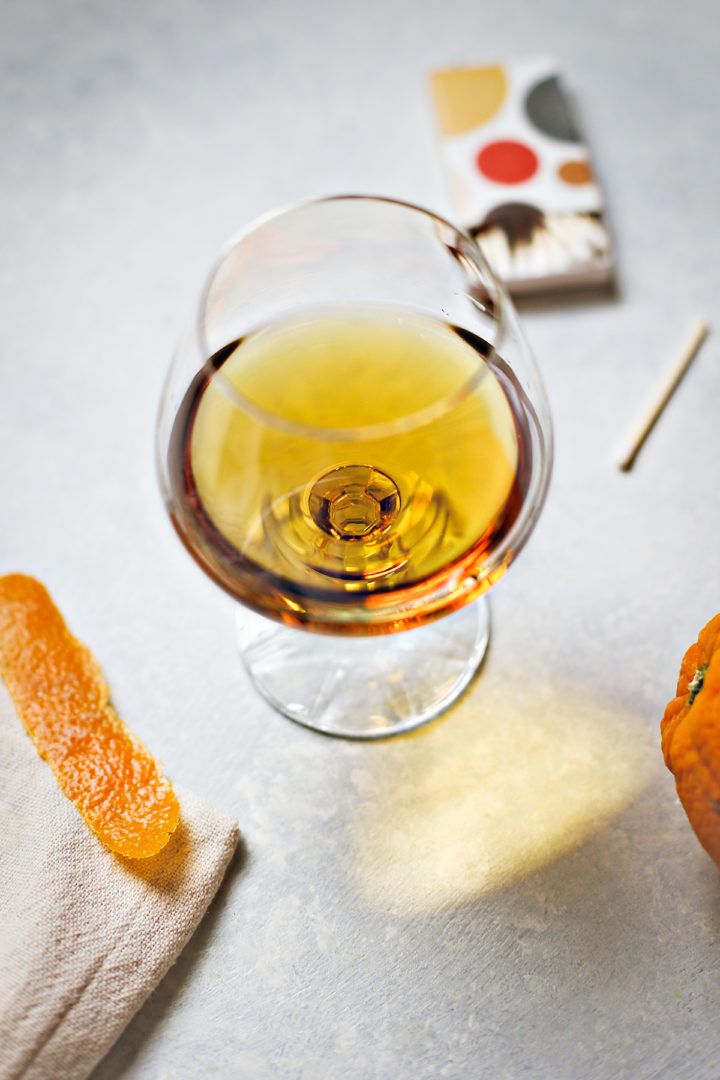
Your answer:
235,599 -> 490,739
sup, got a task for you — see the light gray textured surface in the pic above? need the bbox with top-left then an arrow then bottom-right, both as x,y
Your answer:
1,1 -> 719,1077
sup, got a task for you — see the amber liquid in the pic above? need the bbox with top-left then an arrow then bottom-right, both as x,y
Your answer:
167,304 -> 533,632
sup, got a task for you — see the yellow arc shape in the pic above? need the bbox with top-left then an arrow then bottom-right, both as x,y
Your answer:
431,66 -> 507,136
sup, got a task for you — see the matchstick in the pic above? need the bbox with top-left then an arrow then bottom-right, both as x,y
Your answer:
618,318 -> 710,471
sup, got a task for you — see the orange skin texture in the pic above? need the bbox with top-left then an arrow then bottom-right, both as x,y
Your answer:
0,574 -> 179,858
661,614 -> 720,867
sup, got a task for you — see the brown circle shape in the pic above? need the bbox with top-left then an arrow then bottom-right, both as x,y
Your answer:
558,160 -> 593,185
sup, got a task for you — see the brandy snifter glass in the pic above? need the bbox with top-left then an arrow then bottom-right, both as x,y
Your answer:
157,196 -> 552,738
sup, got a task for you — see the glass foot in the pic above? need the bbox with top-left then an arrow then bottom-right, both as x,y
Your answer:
235,599 -> 490,739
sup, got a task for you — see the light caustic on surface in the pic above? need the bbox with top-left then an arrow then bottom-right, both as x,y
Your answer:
350,670 -> 658,914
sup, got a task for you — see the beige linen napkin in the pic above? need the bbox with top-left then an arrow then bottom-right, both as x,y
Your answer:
0,680 -> 240,1080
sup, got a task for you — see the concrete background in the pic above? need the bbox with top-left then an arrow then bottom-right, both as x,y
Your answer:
1,1 -> 719,1076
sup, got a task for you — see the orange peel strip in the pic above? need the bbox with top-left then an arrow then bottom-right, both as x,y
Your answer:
0,573 -> 179,858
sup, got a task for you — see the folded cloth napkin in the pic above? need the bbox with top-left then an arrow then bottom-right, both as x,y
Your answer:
0,680 -> 240,1080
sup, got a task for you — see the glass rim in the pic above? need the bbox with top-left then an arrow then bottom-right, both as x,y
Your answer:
195,193 -> 511,443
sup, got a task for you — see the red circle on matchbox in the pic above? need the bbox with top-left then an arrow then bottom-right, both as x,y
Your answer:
476,140 -> 539,184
